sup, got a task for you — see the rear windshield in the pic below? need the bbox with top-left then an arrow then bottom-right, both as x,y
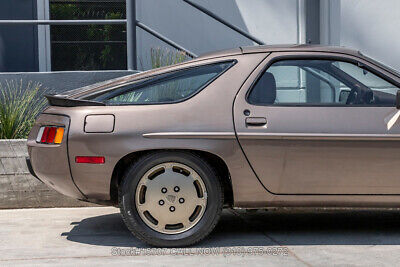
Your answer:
91,61 -> 235,105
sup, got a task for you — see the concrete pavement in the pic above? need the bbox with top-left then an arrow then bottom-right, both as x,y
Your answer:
1,207 -> 400,266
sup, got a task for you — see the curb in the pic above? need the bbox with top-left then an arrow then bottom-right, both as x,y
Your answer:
0,139 -> 97,209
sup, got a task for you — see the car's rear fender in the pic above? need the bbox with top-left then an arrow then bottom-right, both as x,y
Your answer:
32,53 -> 270,206
27,113 -> 85,199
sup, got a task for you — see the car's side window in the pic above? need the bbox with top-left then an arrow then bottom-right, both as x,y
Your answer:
94,61 -> 234,105
248,59 -> 400,106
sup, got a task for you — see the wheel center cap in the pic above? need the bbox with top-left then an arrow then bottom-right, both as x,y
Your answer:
166,195 -> 176,203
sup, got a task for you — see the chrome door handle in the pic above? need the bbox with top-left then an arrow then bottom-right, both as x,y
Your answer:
245,117 -> 267,126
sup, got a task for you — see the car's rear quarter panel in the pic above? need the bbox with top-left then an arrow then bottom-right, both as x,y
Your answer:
43,53 -> 271,206
27,114 -> 85,199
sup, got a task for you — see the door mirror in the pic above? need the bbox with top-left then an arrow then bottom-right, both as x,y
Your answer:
397,90 -> 400,109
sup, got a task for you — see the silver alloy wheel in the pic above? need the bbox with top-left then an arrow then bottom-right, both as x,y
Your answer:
135,162 -> 208,234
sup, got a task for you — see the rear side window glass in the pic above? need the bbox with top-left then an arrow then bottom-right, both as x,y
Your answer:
94,61 -> 234,104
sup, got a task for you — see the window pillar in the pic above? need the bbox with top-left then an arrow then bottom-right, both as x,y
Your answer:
126,0 -> 137,70
37,0 -> 51,72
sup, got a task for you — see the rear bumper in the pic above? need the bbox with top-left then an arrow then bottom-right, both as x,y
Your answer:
27,113 -> 86,200
25,157 -> 40,181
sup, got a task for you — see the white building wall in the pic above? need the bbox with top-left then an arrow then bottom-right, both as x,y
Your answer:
31,0 -> 400,73
339,0 -> 400,71
136,0 -> 302,70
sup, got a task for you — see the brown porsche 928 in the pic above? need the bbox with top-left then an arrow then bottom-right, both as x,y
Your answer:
27,45 -> 400,247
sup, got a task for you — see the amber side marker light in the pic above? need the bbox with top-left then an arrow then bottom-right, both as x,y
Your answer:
36,126 -> 64,144
75,156 -> 105,164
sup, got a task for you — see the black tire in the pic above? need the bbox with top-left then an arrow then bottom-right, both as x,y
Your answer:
118,151 -> 223,247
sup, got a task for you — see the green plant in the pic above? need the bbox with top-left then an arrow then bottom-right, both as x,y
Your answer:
0,80 -> 47,139
107,91 -> 143,103
149,47 -> 189,101
150,47 -> 188,69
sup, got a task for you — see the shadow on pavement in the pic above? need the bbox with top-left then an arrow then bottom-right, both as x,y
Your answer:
63,209 -> 400,247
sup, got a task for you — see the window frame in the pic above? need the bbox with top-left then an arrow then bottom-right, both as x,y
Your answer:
92,59 -> 237,106
37,0 -> 128,72
245,53 -> 400,107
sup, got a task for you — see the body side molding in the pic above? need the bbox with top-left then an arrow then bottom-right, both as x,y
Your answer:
236,132 -> 400,141
143,132 -> 236,139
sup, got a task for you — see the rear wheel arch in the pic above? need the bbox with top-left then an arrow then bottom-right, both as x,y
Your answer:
110,149 -> 233,207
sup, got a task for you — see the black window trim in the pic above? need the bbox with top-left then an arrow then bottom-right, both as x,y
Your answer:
93,59 -> 237,106
245,53 -> 400,107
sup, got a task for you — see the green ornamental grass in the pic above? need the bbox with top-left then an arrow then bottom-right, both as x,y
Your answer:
149,47 -> 189,101
150,47 -> 188,69
0,80 -> 47,139
114,48 -> 189,104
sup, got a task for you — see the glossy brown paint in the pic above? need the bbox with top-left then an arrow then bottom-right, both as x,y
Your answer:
234,51 -> 400,196
28,52 -> 270,207
27,45 -> 400,208
27,114 -> 84,199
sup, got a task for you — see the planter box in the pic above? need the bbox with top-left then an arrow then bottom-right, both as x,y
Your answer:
0,139 -> 96,209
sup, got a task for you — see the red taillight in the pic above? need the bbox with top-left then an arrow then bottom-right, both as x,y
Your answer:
47,127 -> 57,143
36,126 -> 65,144
75,156 -> 105,164
40,127 -> 50,143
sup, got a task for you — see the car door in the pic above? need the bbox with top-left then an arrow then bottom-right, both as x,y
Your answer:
233,51 -> 400,195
